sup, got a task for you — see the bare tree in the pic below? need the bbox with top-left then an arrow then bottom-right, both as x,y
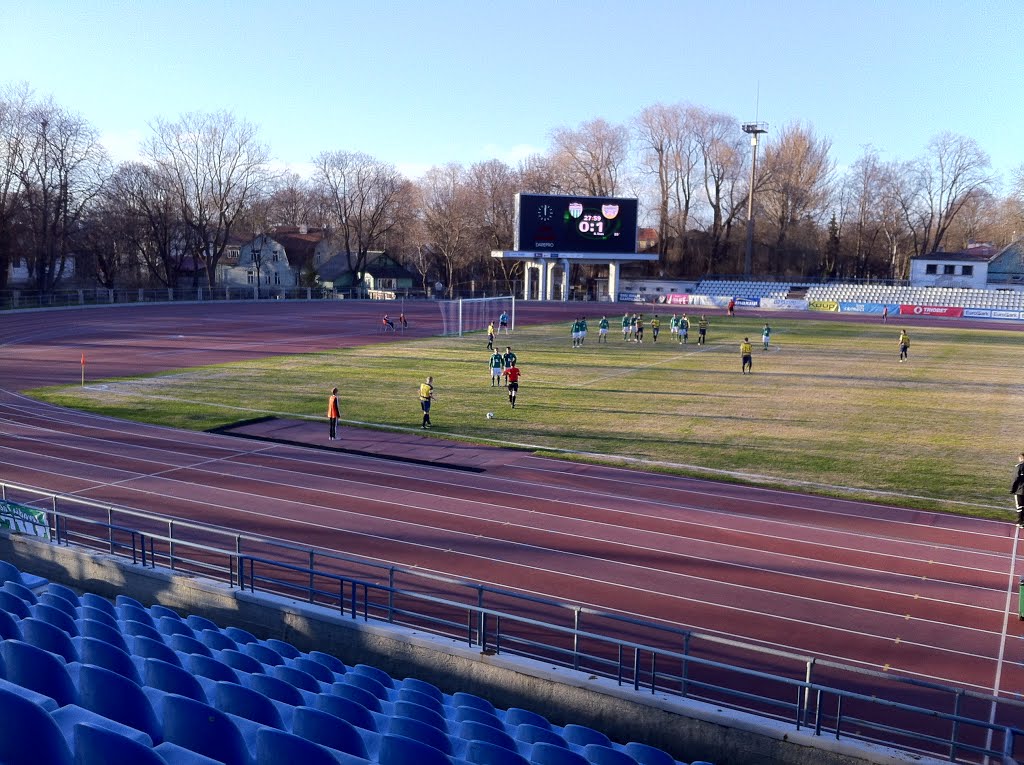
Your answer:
18,101 -> 109,292
266,171 -> 319,228
759,122 -> 835,271
691,108 -> 747,274
311,150 -> 411,294
420,163 -> 476,297
634,103 -> 698,267
841,148 -> 887,278
145,111 -> 271,288
465,159 -> 520,292
0,83 -> 36,290
548,118 -> 630,196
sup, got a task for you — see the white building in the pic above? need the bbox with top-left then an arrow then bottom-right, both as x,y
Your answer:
908,249 -> 991,290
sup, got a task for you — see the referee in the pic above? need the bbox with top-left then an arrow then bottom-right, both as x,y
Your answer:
418,376 -> 434,428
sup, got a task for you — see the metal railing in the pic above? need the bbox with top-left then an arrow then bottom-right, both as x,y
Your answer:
1,480 -> 1020,764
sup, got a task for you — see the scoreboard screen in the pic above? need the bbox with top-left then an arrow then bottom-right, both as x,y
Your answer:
514,193 -> 638,254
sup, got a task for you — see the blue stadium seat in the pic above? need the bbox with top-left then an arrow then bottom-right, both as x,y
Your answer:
188,653 -> 243,685
123,618 -> 163,643
69,662 -> 162,743
393,699 -> 447,730
161,693 -> 252,765
74,636 -> 141,684
456,720 -> 519,751
505,707 -> 550,730
223,626 -> 259,645
185,614 -> 219,633
217,647 -> 267,675
343,670 -> 391,701
130,634 -> 183,667
2,579 -> 39,604
198,628 -> 238,652
378,733 -> 453,765
213,680 -> 285,729
243,670 -> 309,708
149,604 -> 182,622
31,601 -> 80,636
45,582 -> 81,607
0,676 -> 60,711
461,739 -> 531,765
73,722 -> 167,765
116,604 -> 154,628
1,638 -> 78,706
400,676 -> 444,702
0,683 -> 73,765
78,605 -> 121,631
255,726 -> 371,765
582,744 -> 640,765
289,655 -> 337,684
264,637 -> 302,659
307,649 -> 347,675
168,632 -> 214,658
20,616 -> 79,662
530,742 -> 589,765
0,560 -> 47,591
316,691 -> 382,732
114,595 -> 146,610
563,724 -> 612,748
142,657 -> 208,702
514,723 -> 568,749
76,617 -> 130,653
0,589 -> 32,618
292,704 -> 374,758
454,705 -> 506,730
351,663 -> 395,689
331,679 -> 386,712
397,687 -> 446,716
152,740 -> 225,764
387,714 -> 452,755
271,663 -> 324,693
80,593 -> 117,619
623,742 -> 676,765
242,641 -> 285,666
157,616 -> 195,639
39,592 -> 80,619
0,608 -> 22,640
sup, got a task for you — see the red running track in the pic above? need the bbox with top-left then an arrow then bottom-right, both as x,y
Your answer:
0,300 -> 1022,710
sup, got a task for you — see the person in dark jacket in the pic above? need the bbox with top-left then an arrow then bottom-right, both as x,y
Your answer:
1011,453 -> 1024,528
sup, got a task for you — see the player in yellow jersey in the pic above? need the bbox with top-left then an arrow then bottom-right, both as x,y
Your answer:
740,338 -> 753,374
418,376 -> 434,428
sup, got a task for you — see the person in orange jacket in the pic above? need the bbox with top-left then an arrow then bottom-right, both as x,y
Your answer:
327,387 -> 340,440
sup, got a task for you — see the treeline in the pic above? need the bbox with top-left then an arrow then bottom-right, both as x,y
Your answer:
1,82 -> 1022,296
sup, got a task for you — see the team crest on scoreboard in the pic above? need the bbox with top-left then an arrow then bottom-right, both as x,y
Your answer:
601,204 -> 619,220
568,202 -> 583,218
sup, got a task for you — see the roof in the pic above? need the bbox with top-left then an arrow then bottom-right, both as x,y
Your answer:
910,251 -> 992,262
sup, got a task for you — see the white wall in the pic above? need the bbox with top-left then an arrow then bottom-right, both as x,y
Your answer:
909,259 -> 987,289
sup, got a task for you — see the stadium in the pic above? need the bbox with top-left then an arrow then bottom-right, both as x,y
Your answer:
1,288 -> 1022,765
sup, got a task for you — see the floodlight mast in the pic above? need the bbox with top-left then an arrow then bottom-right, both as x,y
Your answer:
742,122 -> 768,277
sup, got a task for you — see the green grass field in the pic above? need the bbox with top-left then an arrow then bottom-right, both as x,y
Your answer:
31,317 -> 1024,518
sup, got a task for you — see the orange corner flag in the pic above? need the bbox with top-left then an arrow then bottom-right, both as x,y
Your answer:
81,353 -> 85,365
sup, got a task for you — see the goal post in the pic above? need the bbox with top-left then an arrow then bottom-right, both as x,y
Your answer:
437,295 -> 515,337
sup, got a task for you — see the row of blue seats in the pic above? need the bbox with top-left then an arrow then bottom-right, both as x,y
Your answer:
0,560 -> 712,765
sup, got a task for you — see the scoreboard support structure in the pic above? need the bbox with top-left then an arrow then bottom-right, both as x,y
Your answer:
491,251 -> 658,302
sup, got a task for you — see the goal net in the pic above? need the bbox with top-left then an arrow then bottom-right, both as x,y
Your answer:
437,295 -> 515,337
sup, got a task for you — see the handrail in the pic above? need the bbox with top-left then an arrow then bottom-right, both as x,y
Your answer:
1,480 -> 1021,763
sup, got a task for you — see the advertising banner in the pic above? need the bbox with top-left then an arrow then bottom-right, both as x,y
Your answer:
760,298 -> 809,311
991,310 -> 1021,320
616,293 -> 649,303
808,300 -> 839,312
665,293 -> 692,305
0,500 -> 50,540
838,302 -> 898,314
963,308 -> 992,318
736,298 -> 760,308
899,305 -> 964,317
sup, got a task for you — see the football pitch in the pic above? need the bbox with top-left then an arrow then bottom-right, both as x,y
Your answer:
33,316 -> 1024,518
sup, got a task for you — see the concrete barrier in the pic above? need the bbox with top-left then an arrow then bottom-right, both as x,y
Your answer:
0,531 -> 944,765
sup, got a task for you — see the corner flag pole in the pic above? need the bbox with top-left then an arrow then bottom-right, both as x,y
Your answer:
81,353 -> 85,387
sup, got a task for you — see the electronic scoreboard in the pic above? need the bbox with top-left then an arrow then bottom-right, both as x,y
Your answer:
514,193 -> 638,254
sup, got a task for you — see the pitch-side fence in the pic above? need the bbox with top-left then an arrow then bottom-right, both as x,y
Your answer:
1,481 -> 1020,765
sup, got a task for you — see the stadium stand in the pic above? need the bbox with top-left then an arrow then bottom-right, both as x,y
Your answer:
0,559 -> 714,765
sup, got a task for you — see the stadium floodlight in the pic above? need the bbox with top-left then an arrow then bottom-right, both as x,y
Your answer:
742,122 -> 768,278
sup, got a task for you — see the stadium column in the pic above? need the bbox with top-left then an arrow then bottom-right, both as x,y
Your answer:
523,263 -> 532,300
607,261 -> 619,303
561,259 -> 570,302
544,261 -> 555,301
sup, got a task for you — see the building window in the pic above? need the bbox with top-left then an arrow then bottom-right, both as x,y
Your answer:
376,277 -> 397,290
925,264 -> 937,275
962,265 -> 973,276
274,273 -> 281,285
247,270 -> 255,285
943,265 -> 955,275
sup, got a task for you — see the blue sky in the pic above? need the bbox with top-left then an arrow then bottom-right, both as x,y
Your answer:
2,0 -> 1021,186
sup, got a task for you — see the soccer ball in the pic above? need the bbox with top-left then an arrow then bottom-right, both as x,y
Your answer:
486,412 -> 495,419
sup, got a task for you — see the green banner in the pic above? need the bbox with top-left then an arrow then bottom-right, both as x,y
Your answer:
0,500 -> 51,540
